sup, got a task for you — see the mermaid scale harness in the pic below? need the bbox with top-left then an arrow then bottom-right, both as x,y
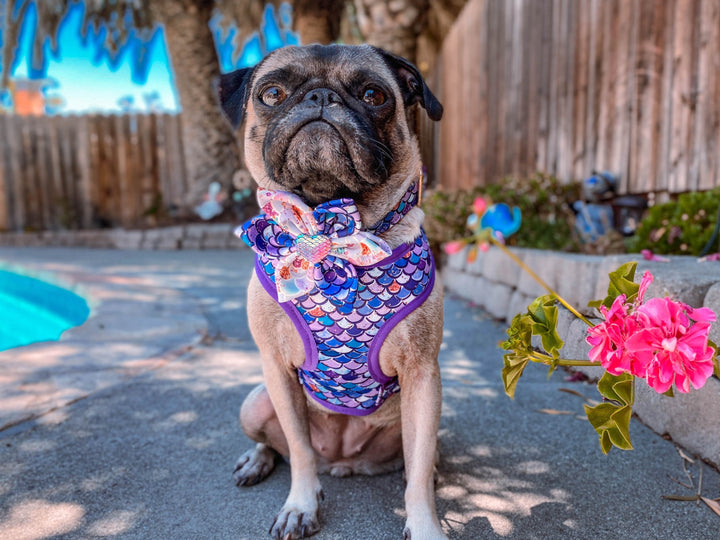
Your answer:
238,182 -> 435,416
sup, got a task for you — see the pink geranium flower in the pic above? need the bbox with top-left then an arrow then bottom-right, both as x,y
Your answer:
443,240 -> 465,255
587,295 -> 644,376
625,298 -> 716,393
587,271 -> 717,393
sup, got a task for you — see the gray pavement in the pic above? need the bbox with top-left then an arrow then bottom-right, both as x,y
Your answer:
0,248 -> 719,539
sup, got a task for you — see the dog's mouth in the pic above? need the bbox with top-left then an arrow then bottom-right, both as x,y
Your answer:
265,117 -> 379,205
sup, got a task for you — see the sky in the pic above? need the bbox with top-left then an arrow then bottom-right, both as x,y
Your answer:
4,1 -> 298,114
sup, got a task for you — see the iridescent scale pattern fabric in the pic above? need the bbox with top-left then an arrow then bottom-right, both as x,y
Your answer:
257,232 -> 434,415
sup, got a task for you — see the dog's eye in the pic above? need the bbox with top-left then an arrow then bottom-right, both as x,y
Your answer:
261,86 -> 287,106
362,87 -> 386,106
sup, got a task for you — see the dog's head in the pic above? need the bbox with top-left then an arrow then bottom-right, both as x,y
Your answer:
216,44 -> 442,214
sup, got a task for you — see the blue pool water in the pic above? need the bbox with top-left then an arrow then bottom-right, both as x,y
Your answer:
0,269 -> 90,352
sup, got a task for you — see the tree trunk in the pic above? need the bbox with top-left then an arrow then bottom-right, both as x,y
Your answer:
353,0 -> 430,62
293,0 -> 346,45
152,0 -> 241,212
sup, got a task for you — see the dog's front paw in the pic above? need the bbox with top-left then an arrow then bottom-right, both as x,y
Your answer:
269,485 -> 323,539
403,520 -> 448,540
269,506 -> 320,539
233,443 -> 277,487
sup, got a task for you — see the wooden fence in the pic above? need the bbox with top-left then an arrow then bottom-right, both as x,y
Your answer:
435,0 -> 720,195
0,113 -> 187,232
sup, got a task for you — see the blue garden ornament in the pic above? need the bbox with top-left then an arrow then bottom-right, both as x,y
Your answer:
481,203 -> 523,238
444,197 -> 522,262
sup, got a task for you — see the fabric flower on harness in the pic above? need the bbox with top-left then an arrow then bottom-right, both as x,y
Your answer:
238,189 -> 392,304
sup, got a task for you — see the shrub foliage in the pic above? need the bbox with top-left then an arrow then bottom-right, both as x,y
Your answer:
628,188 -> 720,255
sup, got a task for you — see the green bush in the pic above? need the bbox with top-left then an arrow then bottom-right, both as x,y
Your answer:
627,188 -> 720,255
423,173 -> 582,252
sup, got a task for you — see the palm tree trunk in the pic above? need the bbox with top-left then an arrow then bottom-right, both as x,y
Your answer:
152,0 -> 241,211
293,0 -> 346,45
353,0 -> 430,62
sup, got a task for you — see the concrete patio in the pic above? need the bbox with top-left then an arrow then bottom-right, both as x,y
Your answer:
0,247 -> 718,539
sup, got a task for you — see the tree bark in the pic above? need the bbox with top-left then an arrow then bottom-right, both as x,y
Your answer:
293,0 -> 346,45
353,0 -> 430,62
151,0 -> 241,211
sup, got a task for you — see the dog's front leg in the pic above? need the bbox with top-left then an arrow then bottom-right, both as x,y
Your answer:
261,355 -> 323,539
399,363 -> 447,540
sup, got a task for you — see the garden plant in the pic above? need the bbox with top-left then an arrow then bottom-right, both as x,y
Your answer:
444,196 -> 720,460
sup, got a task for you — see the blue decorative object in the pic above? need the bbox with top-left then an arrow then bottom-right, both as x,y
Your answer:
573,201 -> 614,242
480,203 -> 523,238
583,171 -> 617,202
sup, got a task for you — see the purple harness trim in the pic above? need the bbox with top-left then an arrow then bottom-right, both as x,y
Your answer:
256,232 -> 435,416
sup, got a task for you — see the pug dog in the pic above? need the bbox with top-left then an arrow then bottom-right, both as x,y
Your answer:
217,44 -> 445,540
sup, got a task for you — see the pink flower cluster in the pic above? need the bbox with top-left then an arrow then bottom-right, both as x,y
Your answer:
587,271 -> 717,394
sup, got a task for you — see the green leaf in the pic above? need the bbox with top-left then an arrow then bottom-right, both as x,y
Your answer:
502,353 -> 530,399
501,313 -> 533,352
596,371 -> 634,405
501,313 -> 535,398
662,387 -> 675,398
526,295 -> 564,357
584,372 -> 635,454
589,262 -> 639,310
584,401 -> 634,454
709,340 -> 720,378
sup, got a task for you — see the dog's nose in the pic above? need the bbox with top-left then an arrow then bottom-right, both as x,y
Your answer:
304,88 -> 341,107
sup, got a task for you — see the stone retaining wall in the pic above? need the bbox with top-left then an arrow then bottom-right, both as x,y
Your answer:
443,246 -> 720,467
0,224 -> 243,250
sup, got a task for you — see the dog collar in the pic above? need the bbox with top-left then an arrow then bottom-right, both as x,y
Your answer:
368,180 -> 420,235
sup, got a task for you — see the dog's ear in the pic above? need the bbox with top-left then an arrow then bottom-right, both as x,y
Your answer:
215,67 -> 255,129
375,48 -> 443,122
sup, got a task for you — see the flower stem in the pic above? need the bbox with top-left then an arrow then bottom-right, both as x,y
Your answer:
528,352 -> 597,367
488,237 -> 594,327
557,360 -> 599,367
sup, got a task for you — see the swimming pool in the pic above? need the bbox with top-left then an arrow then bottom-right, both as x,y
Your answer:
0,269 -> 90,352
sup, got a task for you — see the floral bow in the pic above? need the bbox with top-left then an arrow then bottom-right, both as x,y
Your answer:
238,189 -> 392,304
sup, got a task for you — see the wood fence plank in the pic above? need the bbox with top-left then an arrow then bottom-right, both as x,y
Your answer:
595,0 -> 618,175
59,116 -> 79,228
572,0 -> 591,181
521,0 -> 540,176
148,114 -> 160,225
155,114 -> 170,216
629,0 -> 666,193
20,117 -> 41,230
459,10 -> 471,188
33,115 -> 52,229
85,114 -> 101,227
657,0 -> 677,193
668,0 -> 700,193
584,0 -> 602,175
489,0 -> 506,183
694,0 -> 720,191
611,0 -> 637,192
535,0 -> 554,173
503,0 -> 522,176
471,0 -> 488,185
545,0 -> 562,175
557,0 -> 576,182
138,115 -> 152,219
48,116 -> 65,229
115,114 -> 131,227
7,116 -> 25,230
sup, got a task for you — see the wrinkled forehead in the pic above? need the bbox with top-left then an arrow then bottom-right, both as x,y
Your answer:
252,45 -> 395,87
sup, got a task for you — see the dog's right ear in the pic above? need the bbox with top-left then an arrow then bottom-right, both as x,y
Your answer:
215,67 -> 255,129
